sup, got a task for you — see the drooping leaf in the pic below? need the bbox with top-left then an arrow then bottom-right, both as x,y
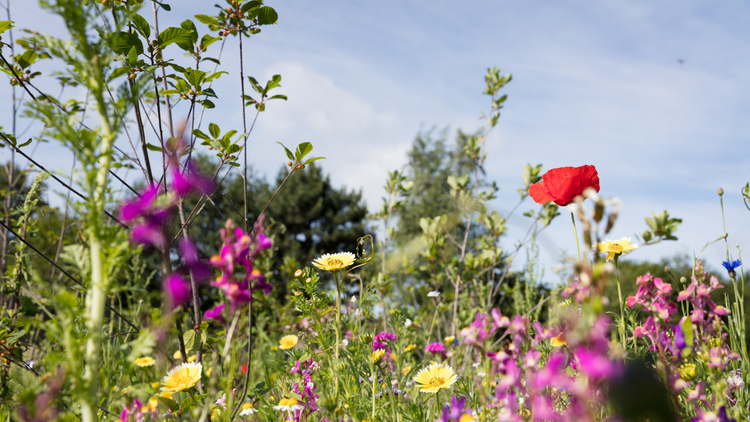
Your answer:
277,142 -> 294,162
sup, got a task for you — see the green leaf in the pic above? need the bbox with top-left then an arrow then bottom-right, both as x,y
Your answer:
108,66 -> 130,81
158,397 -> 179,412
265,74 -> 282,93
257,6 -> 278,25
297,142 -> 313,159
177,19 -> 199,49
208,123 -> 220,139
241,1 -> 262,14
127,46 -> 138,67
183,68 -> 206,87
202,87 -> 217,98
145,143 -> 162,152
0,21 -> 14,35
276,142 -> 294,161
204,71 -> 228,83
157,27 -> 194,48
16,50 -> 38,69
303,156 -> 325,165
130,13 -> 151,38
192,129 -> 210,140
18,138 -> 31,148
194,14 -> 221,27
183,330 -> 197,352
268,94 -> 287,101
199,99 -> 215,109
153,1 -> 171,11
247,76 -> 263,94
111,31 -> 143,55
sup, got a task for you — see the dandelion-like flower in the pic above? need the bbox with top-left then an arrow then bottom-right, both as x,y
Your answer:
371,349 -> 385,364
550,333 -> 566,347
279,335 -> 299,350
239,402 -> 259,416
412,363 -> 458,393
312,252 -> 356,272
135,357 -> 155,367
161,362 -> 202,393
273,398 -> 304,412
598,237 -> 638,261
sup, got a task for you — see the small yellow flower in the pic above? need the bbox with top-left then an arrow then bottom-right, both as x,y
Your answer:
413,363 -> 458,393
135,357 -> 155,367
122,386 -> 131,395
269,396 -> 275,402
404,344 -> 416,352
210,406 -> 222,420
312,252 -> 356,272
459,414 -> 476,422
273,398 -> 303,412
141,397 -> 158,413
279,335 -> 299,350
679,363 -> 697,381
371,349 -> 385,364
150,382 -> 160,389
187,355 -> 197,363
206,368 -> 213,377
551,333 -> 567,347
597,237 -> 638,261
402,366 -> 412,375
444,336 -> 456,345
161,362 -> 202,393
173,350 -> 182,360
390,352 -> 397,360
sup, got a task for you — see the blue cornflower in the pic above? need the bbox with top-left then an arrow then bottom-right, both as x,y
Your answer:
721,260 -> 742,271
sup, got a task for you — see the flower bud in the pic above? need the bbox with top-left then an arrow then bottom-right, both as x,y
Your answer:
680,276 -> 687,284
718,187 -> 724,196
664,266 -> 670,271
294,269 -> 303,277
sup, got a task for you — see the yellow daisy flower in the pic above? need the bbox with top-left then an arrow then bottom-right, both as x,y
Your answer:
161,362 -> 202,393
459,414 -> 476,422
312,252 -> 356,272
135,357 -> 155,367
404,344 -> 416,352
371,349 -> 385,364
551,333 -> 567,347
597,237 -> 638,261
413,363 -> 458,393
279,335 -> 299,350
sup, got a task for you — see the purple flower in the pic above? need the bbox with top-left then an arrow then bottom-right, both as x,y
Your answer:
164,274 -> 191,308
374,332 -> 397,343
256,233 -> 273,251
178,238 -> 212,281
129,223 -> 167,248
425,342 -> 446,355
204,304 -> 226,323
170,162 -> 213,199
718,406 -> 737,422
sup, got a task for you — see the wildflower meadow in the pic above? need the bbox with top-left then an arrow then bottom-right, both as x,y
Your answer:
1,2 -> 749,422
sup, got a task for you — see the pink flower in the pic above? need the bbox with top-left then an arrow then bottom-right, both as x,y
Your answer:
164,274 -> 191,308
204,304 -> 226,323
425,342 -> 446,355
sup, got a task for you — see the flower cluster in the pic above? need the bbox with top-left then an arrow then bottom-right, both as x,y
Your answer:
287,358 -> 320,421
209,219 -> 273,310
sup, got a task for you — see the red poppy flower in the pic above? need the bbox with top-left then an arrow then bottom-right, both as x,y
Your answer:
528,165 -> 600,206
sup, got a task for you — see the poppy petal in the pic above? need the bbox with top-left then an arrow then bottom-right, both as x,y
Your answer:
529,181 -> 556,204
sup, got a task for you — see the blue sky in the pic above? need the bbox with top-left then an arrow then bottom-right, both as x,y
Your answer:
2,0 -> 749,277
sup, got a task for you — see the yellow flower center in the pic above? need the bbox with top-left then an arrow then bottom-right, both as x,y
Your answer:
608,243 -> 624,252
327,258 -> 344,267
242,403 -> 254,410
427,376 -> 446,389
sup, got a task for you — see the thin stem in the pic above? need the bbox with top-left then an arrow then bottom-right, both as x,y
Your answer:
615,255 -> 625,347
719,194 -> 730,261
334,270 -> 342,397
571,211 -> 580,261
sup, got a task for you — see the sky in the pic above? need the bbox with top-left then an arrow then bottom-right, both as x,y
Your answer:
1,0 -> 749,279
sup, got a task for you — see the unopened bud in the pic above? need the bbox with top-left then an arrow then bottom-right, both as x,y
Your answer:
294,269 -> 303,277
664,266 -> 670,272
723,233 -> 729,239
305,278 -> 312,283
718,187 -> 724,196
680,276 -> 687,284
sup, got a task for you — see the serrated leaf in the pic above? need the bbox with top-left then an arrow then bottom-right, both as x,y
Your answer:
131,13 -> 151,38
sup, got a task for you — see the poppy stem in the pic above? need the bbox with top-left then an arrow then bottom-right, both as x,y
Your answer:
570,212 -> 580,261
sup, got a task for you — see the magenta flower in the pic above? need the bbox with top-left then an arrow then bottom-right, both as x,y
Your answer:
170,162 -> 213,199
204,304 -> 226,323
425,342 -> 446,355
164,274 -> 191,308
458,312 -> 488,347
